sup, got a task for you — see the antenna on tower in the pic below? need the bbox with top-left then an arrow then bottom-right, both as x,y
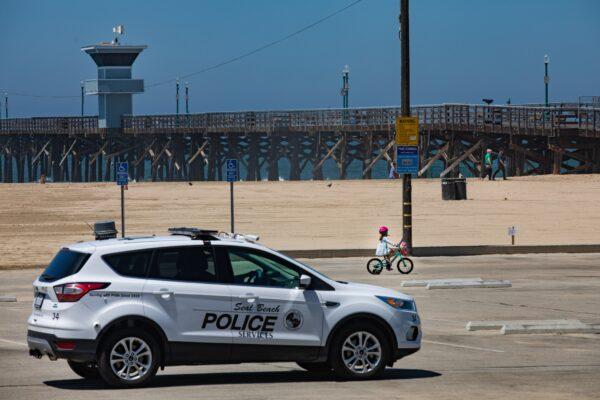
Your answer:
112,25 -> 124,45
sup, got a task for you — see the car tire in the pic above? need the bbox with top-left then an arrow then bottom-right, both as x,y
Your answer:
296,361 -> 332,374
97,328 -> 160,388
329,322 -> 389,380
67,360 -> 100,380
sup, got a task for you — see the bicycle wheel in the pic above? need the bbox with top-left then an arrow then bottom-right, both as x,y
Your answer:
396,257 -> 414,274
366,258 -> 384,275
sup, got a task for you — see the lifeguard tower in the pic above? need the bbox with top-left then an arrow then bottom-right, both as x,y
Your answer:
82,26 -> 146,129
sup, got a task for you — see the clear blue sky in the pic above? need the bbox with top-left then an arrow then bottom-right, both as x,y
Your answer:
1,0 -> 599,117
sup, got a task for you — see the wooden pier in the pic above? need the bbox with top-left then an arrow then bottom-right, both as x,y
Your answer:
1,104 -> 599,183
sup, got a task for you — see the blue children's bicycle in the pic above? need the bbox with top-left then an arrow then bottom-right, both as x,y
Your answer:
366,243 -> 414,275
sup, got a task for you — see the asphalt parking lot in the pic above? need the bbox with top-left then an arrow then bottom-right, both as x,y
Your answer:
1,253 -> 599,399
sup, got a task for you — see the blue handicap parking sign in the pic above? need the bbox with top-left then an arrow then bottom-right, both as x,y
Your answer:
116,172 -> 128,186
116,162 -> 129,186
226,159 -> 239,182
396,146 -> 419,174
117,162 -> 129,174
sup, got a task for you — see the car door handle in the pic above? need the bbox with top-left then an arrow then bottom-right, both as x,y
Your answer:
323,301 -> 340,308
153,289 -> 174,300
238,294 -> 258,303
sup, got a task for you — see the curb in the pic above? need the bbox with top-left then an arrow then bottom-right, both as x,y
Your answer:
283,244 -> 600,259
3,245 -> 600,271
467,319 -> 580,331
426,280 -> 511,289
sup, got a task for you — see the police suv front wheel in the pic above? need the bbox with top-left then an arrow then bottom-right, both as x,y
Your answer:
329,323 -> 389,379
98,328 -> 160,388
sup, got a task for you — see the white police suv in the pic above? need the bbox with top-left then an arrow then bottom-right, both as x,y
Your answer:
27,225 -> 421,387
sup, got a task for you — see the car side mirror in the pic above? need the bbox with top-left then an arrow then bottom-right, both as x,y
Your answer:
299,274 -> 312,289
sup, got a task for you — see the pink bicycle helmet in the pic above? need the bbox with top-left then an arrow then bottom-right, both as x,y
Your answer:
378,226 -> 389,234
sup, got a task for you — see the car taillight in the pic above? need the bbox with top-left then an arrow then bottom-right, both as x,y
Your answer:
55,341 -> 76,350
53,282 -> 110,302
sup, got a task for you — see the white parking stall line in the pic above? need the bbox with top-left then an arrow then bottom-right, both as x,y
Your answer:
423,317 -> 464,324
422,339 -> 505,353
0,338 -> 27,346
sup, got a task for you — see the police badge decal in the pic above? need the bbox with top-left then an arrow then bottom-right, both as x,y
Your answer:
284,310 -> 303,330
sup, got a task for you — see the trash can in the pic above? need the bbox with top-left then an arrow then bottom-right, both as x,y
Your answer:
441,177 -> 468,200
441,178 -> 456,200
454,177 -> 467,200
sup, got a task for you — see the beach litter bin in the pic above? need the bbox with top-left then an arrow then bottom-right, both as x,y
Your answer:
441,178 -> 456,200
454,177 -> 467,200
441,177 -> 467,200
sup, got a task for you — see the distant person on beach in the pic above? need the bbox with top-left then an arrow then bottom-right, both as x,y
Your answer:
493,150 -> 507,180
389,163 -> 398,179
482,149 -> 493,180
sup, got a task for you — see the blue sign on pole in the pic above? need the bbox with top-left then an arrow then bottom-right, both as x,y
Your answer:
396,146 -> 419,174
116,162 -> 129,186
226,159 -> 239,182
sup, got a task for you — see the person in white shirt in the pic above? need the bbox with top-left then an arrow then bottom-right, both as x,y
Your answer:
376,226 -> 398,269
388,163 -> 398,179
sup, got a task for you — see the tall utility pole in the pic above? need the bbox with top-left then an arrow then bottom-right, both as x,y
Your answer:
400,0 -> 412,251
544,54 -> 550,107
176,78 -> 180,115
80,81 -> 85,116
185,82 -> 190,114
341,65 -> 349,108
4,93 -> 8,119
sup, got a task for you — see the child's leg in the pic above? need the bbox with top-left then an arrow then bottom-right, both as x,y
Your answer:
384,252 -> 392,266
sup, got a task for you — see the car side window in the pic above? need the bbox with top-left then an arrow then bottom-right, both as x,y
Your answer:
103,250 -> 152,278
227,247 -> 300,288
149,247 -> 217,283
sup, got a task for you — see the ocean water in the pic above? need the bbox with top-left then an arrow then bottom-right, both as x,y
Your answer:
6,152 -> 569,182
1,155 -> 457,182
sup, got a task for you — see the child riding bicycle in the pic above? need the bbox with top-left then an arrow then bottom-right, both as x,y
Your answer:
376,226 -> 399,269
367,227 -> 412,275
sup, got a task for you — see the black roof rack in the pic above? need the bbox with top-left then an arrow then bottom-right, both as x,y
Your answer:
168,227 -> 220,241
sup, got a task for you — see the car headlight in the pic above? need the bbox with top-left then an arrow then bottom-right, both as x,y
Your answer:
376,296 -> 416,311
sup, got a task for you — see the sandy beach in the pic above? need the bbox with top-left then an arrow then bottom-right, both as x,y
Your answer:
1,175 -> 599,268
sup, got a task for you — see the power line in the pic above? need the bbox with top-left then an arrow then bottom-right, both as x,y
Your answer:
0,91 -> 79,99
0,0 -> 365,99
147,0 -> 365,89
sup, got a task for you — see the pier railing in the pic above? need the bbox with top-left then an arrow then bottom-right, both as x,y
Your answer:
0,116 -> 99,135
122,104 -> 600,137
1,104 -> 598,137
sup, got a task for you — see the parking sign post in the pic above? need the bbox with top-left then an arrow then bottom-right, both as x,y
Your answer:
116,162 -> 129,238
226,159 -> 239,233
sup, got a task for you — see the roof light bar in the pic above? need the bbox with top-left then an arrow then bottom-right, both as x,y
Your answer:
168,227 -> 219,240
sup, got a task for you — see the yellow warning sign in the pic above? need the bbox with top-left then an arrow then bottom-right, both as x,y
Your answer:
395,116 -> 419,146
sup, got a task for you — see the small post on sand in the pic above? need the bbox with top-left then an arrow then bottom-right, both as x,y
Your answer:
508,226 -> 517,245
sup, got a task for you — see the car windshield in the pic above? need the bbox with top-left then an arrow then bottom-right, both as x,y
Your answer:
294,259 -> 332,281
39,248 -> 90,282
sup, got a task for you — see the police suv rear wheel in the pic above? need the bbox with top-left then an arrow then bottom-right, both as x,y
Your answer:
98,328 -> 160,388
329,323 -> 389,379
67,360 -> 100,380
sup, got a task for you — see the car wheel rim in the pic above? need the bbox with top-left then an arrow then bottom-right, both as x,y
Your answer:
110,337 -> 152,381
341,331 -> 381,374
